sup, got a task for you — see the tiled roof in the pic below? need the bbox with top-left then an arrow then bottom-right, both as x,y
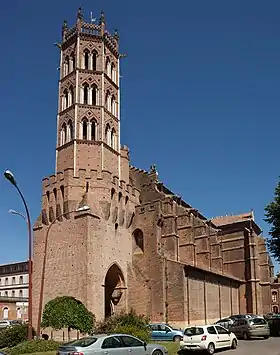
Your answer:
211,211 -> 254,227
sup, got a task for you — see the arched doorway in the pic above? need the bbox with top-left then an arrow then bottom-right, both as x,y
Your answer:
104,263 -> 125,318
273,305 -> 278,314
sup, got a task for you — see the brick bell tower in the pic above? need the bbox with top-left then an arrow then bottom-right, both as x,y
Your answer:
56,8 -> 120,177
33,8 -> 139,329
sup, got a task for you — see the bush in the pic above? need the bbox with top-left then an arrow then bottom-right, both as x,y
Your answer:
0,324 -> 36,348
41,296 -> 95,334
95,309 -> 151,343
5,339 -> 61,355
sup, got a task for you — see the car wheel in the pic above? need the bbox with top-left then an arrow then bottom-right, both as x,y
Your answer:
263,336 -> 269,339
152,350 -> 163,355
173,335 -> 181,342
207,342 -> 215,355
231,339 -> 237,349
243,332 -> 249,340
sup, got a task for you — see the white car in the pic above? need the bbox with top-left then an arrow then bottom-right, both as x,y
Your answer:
180,324 -> 238,354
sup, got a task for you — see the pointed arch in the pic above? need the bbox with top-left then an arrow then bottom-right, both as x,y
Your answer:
61,123 -> 67,145
111,95 -> 116,115
105,91 -> 110,110
82,118 -> 88,140
70,52 -> 75,72
64,56 -> 69,76
111,128 -> 116,149
105,124 -> 111,145
63,89 -> 68,110
92,50 -> 97,71
83,83 -> 89,105
106,57 -> 110,77
69,86 -> 74,106
133,229 -> 144,253
91,119 -> 97,140
104,263 -> 125,318
84,49 -> 90,70
92,84 -> 98,105
67,120 -> 73,141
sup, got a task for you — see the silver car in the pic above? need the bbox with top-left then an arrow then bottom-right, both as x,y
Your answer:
57,334 -> 168,355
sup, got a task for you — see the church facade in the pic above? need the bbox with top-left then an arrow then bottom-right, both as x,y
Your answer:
32,9 -> 275,330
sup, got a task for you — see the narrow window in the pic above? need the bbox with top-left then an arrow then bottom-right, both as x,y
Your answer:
5,278 -> 8,285
64,89 -> 68,108
82,119 -> 88,140
68,120 -> 73,141
60,185 -> 65,202
65,56 -> 69,76
19,276 -> 23,285
92,85 -> 97,105
3,307 -> 9,319
53,188 -> 57,203
111,128 -> 116,149
105,124 -> 111,145
111,63 -> 115,81
19,290 -> 23,297
106,57 -> 110,76
61,123 -> 67,145
12,277 -> 15,285
272,291 -> 278,303
83,84 -> 88,104
91,120 -> 96,140
92,51 -> 97,70
84,51 -> 89,69
12,290 -> 15,297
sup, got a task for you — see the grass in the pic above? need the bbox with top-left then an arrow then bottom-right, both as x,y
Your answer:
4,341 -> 179,355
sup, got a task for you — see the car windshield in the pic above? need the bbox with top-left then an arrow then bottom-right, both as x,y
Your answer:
184,327 -> 204,336
167,324 -> 177,329
64,337 -> 98,347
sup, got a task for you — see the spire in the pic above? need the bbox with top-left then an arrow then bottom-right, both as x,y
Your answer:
114,29 -> 119,40
99,10 -> 105,25
77,7 -> 83,20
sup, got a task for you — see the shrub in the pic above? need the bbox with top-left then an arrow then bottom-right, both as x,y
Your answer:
95,309 -> 151,342
0,324 -> 36,348
41,296 -> 95,334
5,339 -> 61,355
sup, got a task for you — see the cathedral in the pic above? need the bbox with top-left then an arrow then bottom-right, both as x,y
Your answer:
32,8 -> 276,332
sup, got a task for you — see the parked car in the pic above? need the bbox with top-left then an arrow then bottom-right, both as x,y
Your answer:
0,320 -> 17,329
149,323 -> 183,342
57,334 -> 168,355
180,325 -> 237,354
215,318 -> 234,329
267,316 -> 280,336
229,317 -> 270,340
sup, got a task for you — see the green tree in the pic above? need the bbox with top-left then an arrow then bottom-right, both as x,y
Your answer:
41,296 -> 95,336
264,178 -> 280,262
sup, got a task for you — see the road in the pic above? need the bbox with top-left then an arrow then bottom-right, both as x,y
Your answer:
223,337 -> 280,355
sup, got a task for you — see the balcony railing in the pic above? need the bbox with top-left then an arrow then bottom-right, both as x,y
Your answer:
0,296 -> 28,302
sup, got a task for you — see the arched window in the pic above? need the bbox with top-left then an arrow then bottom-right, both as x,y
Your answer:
69,86 -> 74,106
61,123 -> 66,145
16,307 -> 21,319
272,291 -> 278,303
105,124 -> 111,146
92,51 -> 97,70
83,84 -> 89,105
67,120 -> 73,141
84,50 -> 89,70
91,120 -> 96,140
70,52 -> 75,72
111,63 -> 115,82
82,119 -> 88,140
65,56 -> 69,76
19,276 -> 23,284
111,95 -> 116,115
105,91 -> 110,110
133,229 -> 144,253
106,57 -> 110,77
3,307 -> 9,319
92,84 -> 97,105
19,290 -> 23,297
111,188 -> 115,199
63,89 -> 68,110
111,128 -> 116,149
273,305 -> 279,313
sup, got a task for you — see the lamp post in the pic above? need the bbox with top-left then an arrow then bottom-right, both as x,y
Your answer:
36,205 -> 90,338
9,209 -> 27,222
4,170 -> 33,341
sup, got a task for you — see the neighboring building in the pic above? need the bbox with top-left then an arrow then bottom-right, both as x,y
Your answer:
0,261 -> 29,320
32,8 -> 275,330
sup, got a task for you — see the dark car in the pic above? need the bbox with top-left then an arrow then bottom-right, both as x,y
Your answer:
215,318 -> 234,329
268,317 -> 280,336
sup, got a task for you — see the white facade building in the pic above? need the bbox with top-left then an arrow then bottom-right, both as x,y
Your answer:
0,261 -> 29,320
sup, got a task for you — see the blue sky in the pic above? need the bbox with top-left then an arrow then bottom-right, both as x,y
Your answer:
0,0 -> 279,270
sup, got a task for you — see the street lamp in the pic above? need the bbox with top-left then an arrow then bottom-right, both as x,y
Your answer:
4,170 -> 33,341
36,205 -> 90,337
9,209 -> 27,222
